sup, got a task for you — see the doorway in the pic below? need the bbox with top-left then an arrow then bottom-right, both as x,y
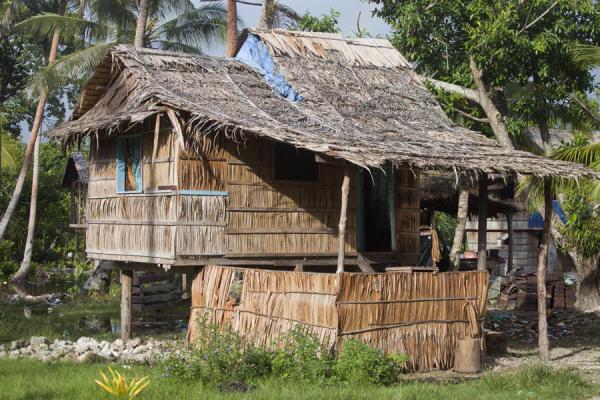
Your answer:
358,168 -> 394,252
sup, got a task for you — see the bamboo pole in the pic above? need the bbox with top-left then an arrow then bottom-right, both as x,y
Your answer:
506,211 -> 514,273
337,166 -> 351,273
537,178 -> 552,361
121,269 -> 133,341
477,176 -> 488,271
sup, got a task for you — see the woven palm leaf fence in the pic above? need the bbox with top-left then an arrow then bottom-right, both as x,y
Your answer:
187,266 -> 488,371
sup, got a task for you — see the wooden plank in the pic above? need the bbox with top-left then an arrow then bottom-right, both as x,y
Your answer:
132,292 -> 177,304
134,272 -> 174,285
132,282 -> 176,294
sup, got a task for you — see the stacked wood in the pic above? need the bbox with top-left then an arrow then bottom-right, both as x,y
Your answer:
132,272 -> 180,313
498,273 -> 576,310
187,266 -> 488,372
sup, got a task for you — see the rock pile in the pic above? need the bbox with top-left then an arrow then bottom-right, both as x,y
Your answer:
0,336 -> 169,364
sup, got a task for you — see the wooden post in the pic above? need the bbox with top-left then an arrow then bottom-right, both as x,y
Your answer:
477,176 -> 488,271
121,269 -> 133,341
506,212 -> 514,273
337,166 -> 351,274
537,178 -> 552,362
226,0 -> 238,57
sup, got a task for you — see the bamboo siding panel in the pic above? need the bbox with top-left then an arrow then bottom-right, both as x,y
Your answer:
142,129 -> 174,161
87,196 -> 177,221
188,266 -> 488,372
179,159 -> 227,191
143,162 -> 173,189
177,226 -> 225,255
227,233 -> 356,254
89,161 -> 116,179
227,184 -> 351,209
187,265 -> 239,343
90,137 -> 116,160
178,195 -> 226,223
88,180 -> 117,198
228,210 -> 354,230
86,224 -> 175,260
337,271 -> 487,371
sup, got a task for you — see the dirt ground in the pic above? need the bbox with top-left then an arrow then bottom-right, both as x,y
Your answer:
484,309 -> 600,385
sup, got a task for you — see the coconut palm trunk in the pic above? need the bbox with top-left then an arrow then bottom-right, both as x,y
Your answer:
226,0 -> 237,56
12,135 -> 40,283
451,189 -> 469,270
134,0 -> 149,48
0,26 -> 60,244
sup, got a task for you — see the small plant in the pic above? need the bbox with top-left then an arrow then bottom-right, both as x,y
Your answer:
94,366 -> 149,399
271,326 -> 333,383
158,316 -> 274,386
333,339 -> 409,385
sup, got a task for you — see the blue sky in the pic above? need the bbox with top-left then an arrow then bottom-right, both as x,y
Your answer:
203,0 -> 390,56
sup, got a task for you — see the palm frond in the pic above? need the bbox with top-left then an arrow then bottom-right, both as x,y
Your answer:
152,40 -> 202,53
274,3 -> 300,29
552,142 -> 600,169
570,44 -> 600,69
150,0 -> 196,22
88,0 -> 136,31
13,13 -> 110,45
0,133 -> 22,170
26,42 -> 115,96
158,4 -> 227,49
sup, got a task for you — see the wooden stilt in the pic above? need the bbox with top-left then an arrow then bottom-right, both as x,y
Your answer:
506,212 -> 514,273
121,269 -> 133,341
537,178 -> 552,361
477,176 -> 488,271
337,166 -> 351,274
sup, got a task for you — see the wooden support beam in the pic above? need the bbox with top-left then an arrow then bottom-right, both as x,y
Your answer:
337,166 -> 351,274
120,269 -> 133,341
477,176 -> 488,271
506,212 -> 514,273
537,178 -> 552,362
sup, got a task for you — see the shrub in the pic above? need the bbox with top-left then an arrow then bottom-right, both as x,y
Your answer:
333,339 -> 409,385
0,261 -> 18,277
271,326 -> 333,383
158,316 -> 274,386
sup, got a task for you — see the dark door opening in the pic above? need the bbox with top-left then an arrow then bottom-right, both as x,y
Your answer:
362,169 -> 392,252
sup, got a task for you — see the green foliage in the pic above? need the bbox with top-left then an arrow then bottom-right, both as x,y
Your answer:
158,316 -> 274,386
435,212 -> 457,246
298,8 -> 340,33
559,182 -> 600,259
0,359 -> 595,400
371,0 -> 600,139
333,339 -> 408,385
271,326 -> 333,383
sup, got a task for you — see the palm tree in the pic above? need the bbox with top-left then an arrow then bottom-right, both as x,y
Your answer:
17,0 -> 228,96
259,0 -> 299,29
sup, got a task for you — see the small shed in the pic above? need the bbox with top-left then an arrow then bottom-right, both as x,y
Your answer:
48,29 -> 598,370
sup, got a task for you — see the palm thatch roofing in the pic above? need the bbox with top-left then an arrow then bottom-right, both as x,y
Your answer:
50,29 -> 598,179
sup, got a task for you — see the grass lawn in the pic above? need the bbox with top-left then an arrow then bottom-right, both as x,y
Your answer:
0,358 -> 596,400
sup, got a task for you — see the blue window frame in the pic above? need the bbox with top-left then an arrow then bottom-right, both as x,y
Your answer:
116,135 -> 143,193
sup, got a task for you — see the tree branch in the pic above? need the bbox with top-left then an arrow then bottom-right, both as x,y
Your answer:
455,108 -> 489,123
518,1 -> 558,34
419,76 -> 480,103
571,93 -> 600,124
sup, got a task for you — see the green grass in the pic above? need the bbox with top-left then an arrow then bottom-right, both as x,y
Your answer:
0,358 -> 595,400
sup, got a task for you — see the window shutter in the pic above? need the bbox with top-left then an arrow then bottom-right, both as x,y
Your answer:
116,137 -> 126,193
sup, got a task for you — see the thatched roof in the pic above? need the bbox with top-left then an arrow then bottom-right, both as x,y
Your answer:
61,152 -> 88,188
50,29 -> 597,179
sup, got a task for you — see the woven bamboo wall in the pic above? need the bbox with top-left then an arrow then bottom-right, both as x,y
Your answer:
86,127 -> 179,263
187,266 -> 488,372
395,170 -> 420,265
225,136 -> 357,255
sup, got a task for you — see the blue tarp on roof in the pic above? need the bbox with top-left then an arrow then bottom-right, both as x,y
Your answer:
527,200 -> 567,229
235,34 -> 303,102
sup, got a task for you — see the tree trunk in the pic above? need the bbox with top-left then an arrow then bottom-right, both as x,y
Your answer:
226,0 -> 238,57
12,135 -> 40,283
121,269 -> 133,341
537,178 -> 552,362
259,0 -> 274,29
337,166 -> 351,274
468,56 -> 516,150
532,72 -> 552,154
134,0 -> 149,48
0,27 -> 60,243
573,254 -> 600,311
451,189 -> 469,270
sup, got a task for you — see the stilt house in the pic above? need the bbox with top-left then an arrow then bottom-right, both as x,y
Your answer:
50,29 -> 597,371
